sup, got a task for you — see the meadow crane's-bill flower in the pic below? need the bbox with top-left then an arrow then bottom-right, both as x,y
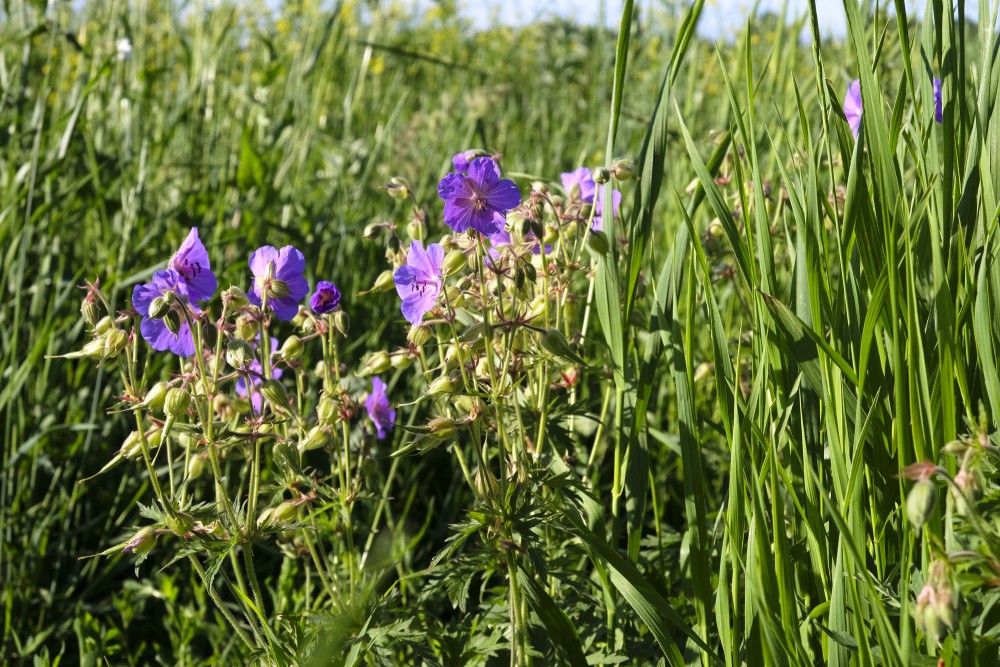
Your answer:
393,240 -> 444,326
438,157 -> 520,236
844,79 -> 863,139
247,245 -> 309,321
365,376 -> 396,440
132,269 -> 200,357
169,227 -> 217,303
560,166 -> 621,231
310,281 -> 342,315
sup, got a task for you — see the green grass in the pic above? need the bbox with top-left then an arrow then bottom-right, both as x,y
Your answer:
3,0 -> 1000,664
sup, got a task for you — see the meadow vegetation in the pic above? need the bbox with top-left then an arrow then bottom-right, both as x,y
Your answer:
2,0 -> 1000,664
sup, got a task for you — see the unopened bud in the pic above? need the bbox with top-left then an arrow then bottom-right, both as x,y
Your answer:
103,328 -> 129,358
81,299 -> 101,328
317,395 -> 338,424
906,480 -> 936,531
123,526 -> 156,555
165,511 -> 194,536
364,222 -> 382,239
442,250 -> 467,277
272,441 -> 301,481
333,310 -> 350,336
427,417 -> 456,438
408,324 -> 432,347
163,310 -> 182,335
259,379 -> 292,414
386,177 -> 411,200
361,351 -> 392,376
235,314 -> 257,341
165,387 -> 191,419
405,218 -> 425,241
610,158 -> 638,181
370,270 -> 395,294
222,286 -> 249,308
279,335 -> 304,361
427,374 -> 458,396
592,166 -> 610,184
587,230 -> 610,255
187,452 -> 206,479
444,285 -> 465,308
531,181 -> 549,195
298,425 -> 330,453
73,336 -> 103,359
143,382 -> 171,414
265,279 -> 291,301
226,339 -> 256,369
148,296 -> 170,319
390,353 -> 412,370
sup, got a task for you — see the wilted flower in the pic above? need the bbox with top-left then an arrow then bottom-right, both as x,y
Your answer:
365,376 -> 396,440
247,245 -> 309,321
438,157 -> 520,235
170,228 -> 217,302
393,240 -> 444,325
235,337 -> 283,413
933,78 -> 943,123
844,79 -> 862,139
132,269 -> 199,357
560,166 -> 621,231
310,281 -> 341,314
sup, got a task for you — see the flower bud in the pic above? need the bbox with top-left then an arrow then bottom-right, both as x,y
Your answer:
235,314 -> 258,341
148,296 -> 171,320
427,417 -> 456,438
165,387 -> 191,419
587,230 -> 611,255
906,480 -> 936,531
405,218 -> 425,241
272,441 -> 301,481
333,310 -> 350,336
142,382 -> 170,415
222,286 -> 249,308
444,285 -> 465,308
442,250 -> 467,277
279,335 -> 304,361
611,158 -> 638,181
298,425 -> 330,453
81,299 -> 101,328
92,317 -> 114,338
592,166 -> 610,184
361,351 -> 392,376
317,395 -> 338,424
103,328 -> 129,358
165,511 -> 194,536
259,379 -> 292,414
455,395 -> 486,419
265,279 -> 291,300
386,177 -> 411,200
390,353 -> 412,370
370,270 -> 396,294
427,374 -> 458,396
542,225 -> 559,246
187,452 -> 206,479
363,222 -> 382,239
163,310 -> 182,336
226,339 -> 256,369
408,324 -> 432,347
123,526 -> 157,555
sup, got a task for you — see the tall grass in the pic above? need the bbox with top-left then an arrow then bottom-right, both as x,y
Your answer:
2,0 -> 1000,664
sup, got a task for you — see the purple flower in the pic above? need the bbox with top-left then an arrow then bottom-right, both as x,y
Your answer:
132,269 -> 199,357
844,79 -> 862,139
247,245 -> 309,321
452,151 -> 472,173
560,167 -> 621,231
169,228 -> 216,302
235,337 -> 282,413
310,281 -> 341,314
933,78 -> 942,123
438,157 -> 521,235
365,376 -> 396,440
488,227 -> 548,259
393,240 -> 444,325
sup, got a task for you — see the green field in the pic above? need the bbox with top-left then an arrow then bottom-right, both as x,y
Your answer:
3,0 -> 1000,664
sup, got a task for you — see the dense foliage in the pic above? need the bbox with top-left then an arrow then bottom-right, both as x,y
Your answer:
3,0 -> 1000,665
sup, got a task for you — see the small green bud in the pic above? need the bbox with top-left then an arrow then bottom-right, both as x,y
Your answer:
444,285 -> 464,308
124,526 -> 157,555
542,225 -> 559,246
405,218 -> 425,241
81,299 -> 101,328
165,511 -> 194,536
386,177 -> 411,200
906,480 -> 936,531
103,328 -> 129,358
361,351 -> 392,376
370,270 -> 396,294
390,353 -> 412,370
442,250 -> 467,277
148,296 -> 171,319
298,425 -> 330,453
265,279 -> 291,300
187,453 -> 206,479
279,335 -> 304,361
94,316 -> 115,336
587,230 -> 611,256
333,310 -> 350,336
408,324 -> 432,347
272,441 -> 301,481
592,166 -> 610,184
226,339 -> 256,369
520,261 -> 537,283
610,158 -> 638,181
364,222 -> 382,239
222,286 -> 250,308
427,417 -> 456,438
259,379 -> 292,414
427,374 -> 458,397
163,310 -> 182,336
165,387 -> 191,419
235,314 -> 257,341
143,382 -> 171,414
317,395 -> 338,424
